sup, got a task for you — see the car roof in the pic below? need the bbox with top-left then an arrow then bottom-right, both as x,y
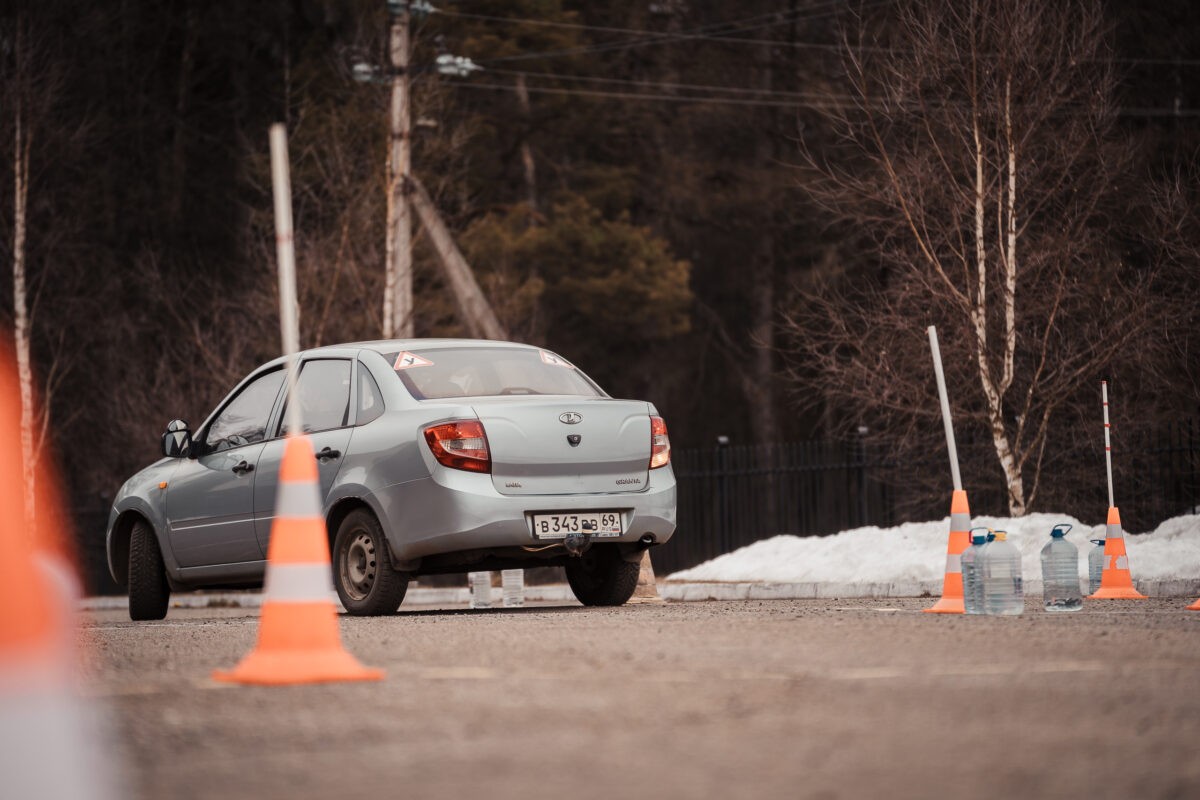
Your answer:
313,338 -> 535,355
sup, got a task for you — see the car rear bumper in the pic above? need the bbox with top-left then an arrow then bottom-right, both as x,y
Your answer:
370,465 -> 677,563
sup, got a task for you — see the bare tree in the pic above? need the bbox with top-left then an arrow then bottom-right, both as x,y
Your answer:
785,0 -> 1165,514
4,17 -> 69,531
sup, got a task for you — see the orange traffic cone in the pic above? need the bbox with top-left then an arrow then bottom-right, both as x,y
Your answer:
1188,598 -> 1200,611
924,489 -> 971,614
1087,507 -> 1147,600
214,435 -> 383,684
0,350 -> 116,798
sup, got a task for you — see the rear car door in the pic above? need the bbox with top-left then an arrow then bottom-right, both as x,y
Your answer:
166,368 -> 285,567
253,358 -> 355,553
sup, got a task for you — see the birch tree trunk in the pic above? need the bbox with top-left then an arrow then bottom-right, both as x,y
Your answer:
13,96 -> 38,532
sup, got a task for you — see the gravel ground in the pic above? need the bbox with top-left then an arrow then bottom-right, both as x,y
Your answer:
79,596 -> 1200,800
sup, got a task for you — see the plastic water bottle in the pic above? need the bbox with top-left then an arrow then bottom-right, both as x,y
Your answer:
1088,539 -> 1106,595
961,531 -> 988,615
501,569 -> 525,608
981,531 -> 1023,615
468,571 -> 492,609
1040,524 -> 1083,612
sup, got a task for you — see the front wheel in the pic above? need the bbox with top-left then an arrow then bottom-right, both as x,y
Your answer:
128,519 -> 169,620
333,509 -> 408,616
566,546 -> 640,606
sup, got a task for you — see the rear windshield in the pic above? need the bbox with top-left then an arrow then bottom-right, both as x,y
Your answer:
384,347 -> 605,400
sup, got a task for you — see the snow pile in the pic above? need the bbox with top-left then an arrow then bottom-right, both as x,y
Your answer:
666,513 -> 1200,585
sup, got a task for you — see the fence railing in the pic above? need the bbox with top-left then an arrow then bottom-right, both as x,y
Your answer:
653,420 -> 1199,577
68,421 -> 1199,592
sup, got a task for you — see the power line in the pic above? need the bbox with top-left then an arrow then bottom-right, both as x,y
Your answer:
486,67 -> 853,102
434,5 -> 1200,67
454,80 -> 889,110
451,78 -> 1200,118
467,2 -> 884,65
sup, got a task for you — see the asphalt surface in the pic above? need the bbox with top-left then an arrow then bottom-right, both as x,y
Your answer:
79,596 -> 1200,800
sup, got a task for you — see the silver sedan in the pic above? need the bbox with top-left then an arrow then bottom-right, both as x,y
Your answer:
106,340 -> 677,619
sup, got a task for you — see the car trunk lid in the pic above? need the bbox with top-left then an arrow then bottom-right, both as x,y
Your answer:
471,398 -> 652,496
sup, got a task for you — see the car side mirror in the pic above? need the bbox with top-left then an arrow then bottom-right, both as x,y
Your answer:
161,419 -> 192,458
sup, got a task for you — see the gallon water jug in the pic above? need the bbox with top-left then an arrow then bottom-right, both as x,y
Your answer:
468,571 -> 492,609
501,569 -> 525,608
1040,524 -> 1082,612
1088,539 -> 1105,595
982,531 -> 1023,615
961,531 -> 988,615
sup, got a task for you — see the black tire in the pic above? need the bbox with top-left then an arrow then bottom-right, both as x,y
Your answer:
566,546 -> 640,606
128,519 -> 170,621
333,509 -> 408,616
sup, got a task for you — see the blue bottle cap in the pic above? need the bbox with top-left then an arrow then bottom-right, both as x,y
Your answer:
972,534 -> 986,545
1051,530 -> 1066,538
1090,539 -> 1105,546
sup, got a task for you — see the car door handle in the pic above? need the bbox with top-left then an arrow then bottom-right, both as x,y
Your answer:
231,460 -> 255,475
316,447 -> 342,461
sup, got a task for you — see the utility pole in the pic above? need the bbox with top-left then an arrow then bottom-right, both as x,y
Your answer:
383,0 -> 412,338
357,2 -> 497,341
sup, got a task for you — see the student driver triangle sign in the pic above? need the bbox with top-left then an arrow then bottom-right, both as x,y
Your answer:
393,351 -> 434,370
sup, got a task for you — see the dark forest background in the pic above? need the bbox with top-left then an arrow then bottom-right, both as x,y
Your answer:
1,1 -> 1197,531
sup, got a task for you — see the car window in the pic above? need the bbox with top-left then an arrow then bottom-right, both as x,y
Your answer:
357,365 -> 385,425
384,347 -> 604,400
279,359 -> 352,436
205,369 -> 285,453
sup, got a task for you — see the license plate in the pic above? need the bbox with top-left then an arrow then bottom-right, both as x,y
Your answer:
531,512 -> 622,539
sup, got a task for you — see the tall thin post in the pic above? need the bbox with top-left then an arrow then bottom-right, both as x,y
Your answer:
383,3 -> 412,339
927,326 -> 962,491
269,124 -> 303,436
1102,380 -> 1114,508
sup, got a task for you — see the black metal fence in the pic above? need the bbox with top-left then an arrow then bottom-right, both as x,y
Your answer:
653,420 -> 1200,577
68,420 -> 1198,592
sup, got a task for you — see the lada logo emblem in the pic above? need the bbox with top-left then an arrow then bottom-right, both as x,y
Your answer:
559,412 -> 583,424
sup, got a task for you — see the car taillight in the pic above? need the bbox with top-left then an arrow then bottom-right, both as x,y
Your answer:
650,415 -> 671,469
424,420 -> 491,473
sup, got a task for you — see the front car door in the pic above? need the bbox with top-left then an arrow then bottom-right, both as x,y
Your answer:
166,367 -> 286,567
253,358 -> 355,553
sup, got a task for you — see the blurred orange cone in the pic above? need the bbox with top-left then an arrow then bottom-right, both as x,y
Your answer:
1086,507 -> 1147,600
214,435 -> 383,684
924,490 -> 971,614
0,350 -> 115,797
1188,598 -> 1200,611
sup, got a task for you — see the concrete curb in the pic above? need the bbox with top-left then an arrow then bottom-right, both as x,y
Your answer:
81,578 -> 1200,611
658,581 -> 945,601
81,584 -> 578,611
658,578 -> 1200,602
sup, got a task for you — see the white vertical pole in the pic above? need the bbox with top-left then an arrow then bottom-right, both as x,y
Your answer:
269,124 -> 303,437
1102,380 -> 1114,508
928,326 -> 962,491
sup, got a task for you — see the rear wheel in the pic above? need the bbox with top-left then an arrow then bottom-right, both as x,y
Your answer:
128,519 -> 169,621
566,546 -> 640,606
333,509 -> 408,616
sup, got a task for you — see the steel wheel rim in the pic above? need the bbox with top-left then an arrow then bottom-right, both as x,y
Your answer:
341,531 -> 377,601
